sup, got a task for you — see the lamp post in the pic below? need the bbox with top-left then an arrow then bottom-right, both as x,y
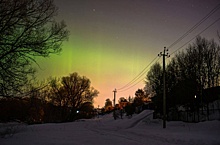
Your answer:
194,95 -> 200,122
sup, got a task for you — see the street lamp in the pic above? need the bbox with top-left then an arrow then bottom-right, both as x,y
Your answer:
194,95 -> 199,122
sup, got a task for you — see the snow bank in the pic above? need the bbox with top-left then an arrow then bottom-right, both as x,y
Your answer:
0,122 -> 26,138
0,110 -> 219,145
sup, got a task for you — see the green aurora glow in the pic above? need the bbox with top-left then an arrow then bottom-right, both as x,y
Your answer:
35,0 -> 220,107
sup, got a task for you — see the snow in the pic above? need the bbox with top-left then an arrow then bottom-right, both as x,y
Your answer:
1,110 -> 220,145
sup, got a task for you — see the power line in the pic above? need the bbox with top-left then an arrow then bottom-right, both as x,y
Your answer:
128,15 -> 220,96
117,56 -> 159,91
118,57 -> 162,92
117,77 -> 145,93
170,17 -> 220,56
116,3 -> 220,93
167,3 -> 220,50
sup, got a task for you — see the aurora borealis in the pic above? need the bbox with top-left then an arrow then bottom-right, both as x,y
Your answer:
35,0 -> 220,107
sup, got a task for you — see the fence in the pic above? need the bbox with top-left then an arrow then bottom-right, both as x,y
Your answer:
163,100 -> 220,122
167,109 -> 220,122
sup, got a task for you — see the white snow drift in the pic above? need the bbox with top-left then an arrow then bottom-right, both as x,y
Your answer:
1,110 -> 219,145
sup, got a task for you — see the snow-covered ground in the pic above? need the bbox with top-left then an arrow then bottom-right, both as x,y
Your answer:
1,110 -> 219,145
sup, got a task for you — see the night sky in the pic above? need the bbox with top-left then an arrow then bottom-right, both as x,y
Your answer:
36,0 -> 220,107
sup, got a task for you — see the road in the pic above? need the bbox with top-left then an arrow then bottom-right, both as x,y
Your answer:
1,110 -> 219,145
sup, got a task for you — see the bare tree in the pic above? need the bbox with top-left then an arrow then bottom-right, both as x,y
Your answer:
144,82 -> 155,98
133,89 -> 144,107
147,36 -> 220,114
184,37 -> 220,89
0,0 -> 69,97
146,62 -> 163,95
49,77 -> 67,107
104,98 -> 113,112
118,97 -> 127,104
48,73 -> 98,119
61,73 -> 99,109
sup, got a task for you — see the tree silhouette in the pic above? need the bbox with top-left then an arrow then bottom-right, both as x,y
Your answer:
104,98 -> 113,112
146,62 -> 163,113
133,89 -> 145,107
168,36 -> 220,107
79,102 -> 94,119
48,73 -> 98,121
146,36 -> 220,114
0,0 -> 69,97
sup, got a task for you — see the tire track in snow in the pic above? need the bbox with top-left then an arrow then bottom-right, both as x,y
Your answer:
84,110 -> 154,145
84,119 -> 145,145
126,111 -> 154,129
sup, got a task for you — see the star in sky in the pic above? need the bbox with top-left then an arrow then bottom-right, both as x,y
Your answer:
36,0 -> 220,107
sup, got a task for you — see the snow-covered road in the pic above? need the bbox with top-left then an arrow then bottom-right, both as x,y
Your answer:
1,110 -> 220,145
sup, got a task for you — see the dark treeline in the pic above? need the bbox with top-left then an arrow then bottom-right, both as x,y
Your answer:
0,72 -> 99,123
103,89 -> 151,119
0,0 -> 84,124
146,36 -> 220,116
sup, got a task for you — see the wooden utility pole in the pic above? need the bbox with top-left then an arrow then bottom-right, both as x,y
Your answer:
113,88 -> 117,120
158,47 -> 169,128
